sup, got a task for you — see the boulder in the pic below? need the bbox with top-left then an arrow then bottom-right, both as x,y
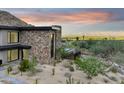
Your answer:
64,48 -> 81,59
110,63 -> 124,75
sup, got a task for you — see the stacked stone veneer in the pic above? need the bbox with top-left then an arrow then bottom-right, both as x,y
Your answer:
20,30 -> 61,64
20,31 -> 53,64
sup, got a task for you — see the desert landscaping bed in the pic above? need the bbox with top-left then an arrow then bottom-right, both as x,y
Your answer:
0,59 -> 124,84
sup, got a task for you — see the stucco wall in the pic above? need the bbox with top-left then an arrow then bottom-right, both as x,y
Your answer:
0,30 -> 8,45
0,51 -> 7,64
20,30 -> 56,64
0,30 -> 7,64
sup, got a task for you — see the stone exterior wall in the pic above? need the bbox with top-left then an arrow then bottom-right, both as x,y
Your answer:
20,30 -> 61,64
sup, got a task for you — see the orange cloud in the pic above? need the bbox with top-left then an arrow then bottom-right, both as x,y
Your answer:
15,11 -> 112,25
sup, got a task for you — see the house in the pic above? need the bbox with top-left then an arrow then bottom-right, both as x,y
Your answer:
0,10 -> 61,65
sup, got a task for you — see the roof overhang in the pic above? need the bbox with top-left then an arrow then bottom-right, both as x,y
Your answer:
0,44 -> 31,51
0,25 -> 61,31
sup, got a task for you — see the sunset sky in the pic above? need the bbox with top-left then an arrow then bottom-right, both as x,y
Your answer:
1,8 -> 124,37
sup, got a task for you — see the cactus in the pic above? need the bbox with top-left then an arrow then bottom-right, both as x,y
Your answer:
52,68 -> 55,75
66,76 -> 74,84
35,78 -> 38,84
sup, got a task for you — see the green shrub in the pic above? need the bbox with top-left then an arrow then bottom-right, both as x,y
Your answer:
19,56 -> 38,73
121,80 -> 124,84
19,60 -> 30,72
57,47 -> 70,59
77,41 -> 89,49
52,68 -> 55,75
110,67 -> 118,73
75,56 -> 106,77
62,41 -> 80,50
89,41 -> 124,58
7,66 -> 12,74
69,66 -> 74,72
28,56 -> 38,74
35,78 -> 39,84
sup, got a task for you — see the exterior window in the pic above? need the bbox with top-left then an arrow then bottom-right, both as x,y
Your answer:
23,49 -> 29,60
8,32 -> 19,43
7,49 -> 18,61
7,50 -> 11,62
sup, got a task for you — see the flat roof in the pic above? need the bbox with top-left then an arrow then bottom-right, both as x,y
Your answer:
0,25 -> 61,31
0,44 -> 31,51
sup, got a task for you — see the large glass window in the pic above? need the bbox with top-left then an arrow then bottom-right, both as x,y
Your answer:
8,32 -> 19,43
7,50 -> 11,62
7,49 -> 18,61
23,49 -> 29,60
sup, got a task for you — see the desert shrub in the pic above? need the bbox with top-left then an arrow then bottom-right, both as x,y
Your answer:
57,47 -> 70,59
112,52 -> 124,66
19,59 -> 30,72
90,44 -> 106,56
110,67 -> 118,73
63,62 -> 72,68
62,41 -> 80,49
19,57 -> 37,73
52,68 -> 55,75
121,80 -> 124,84
89,41 -> 124,58
75,56 -> 106,78
35,78 -> 39,84
28,56 -> 38,74
71,40 -> 96,49
86,40 -> 97,46
76,41 -> 89,49
7,66 -> 12,74
69,66 -> 74,72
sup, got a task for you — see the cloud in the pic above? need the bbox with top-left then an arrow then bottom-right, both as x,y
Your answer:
15,11 -> 113,25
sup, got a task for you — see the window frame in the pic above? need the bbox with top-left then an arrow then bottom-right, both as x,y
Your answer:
7,31 -> 19,43
7,49 -> 19,62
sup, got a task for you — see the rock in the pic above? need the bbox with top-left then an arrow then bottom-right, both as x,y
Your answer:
120,76 -> 124,80
63,62 -> 71,68
64,48 -> 81,59
105,60 -> 113,66
60,68 -> 63,71
110,76 -> 118,81
36,69 -> 43,72
0,80 -> 12,84
58,80 -> 63,83
64,72 -> 72,78
43,66 -> 46,68
109,63 -> 124,75
103,78 -> 109,83
87,82 -> 91,84
11,70 -> 20,75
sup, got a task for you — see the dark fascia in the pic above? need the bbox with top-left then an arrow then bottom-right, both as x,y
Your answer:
0,44 -> 31,51
0,25 -> 60,31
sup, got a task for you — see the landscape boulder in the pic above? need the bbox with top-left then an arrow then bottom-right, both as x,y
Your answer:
64,48 -> 81,59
